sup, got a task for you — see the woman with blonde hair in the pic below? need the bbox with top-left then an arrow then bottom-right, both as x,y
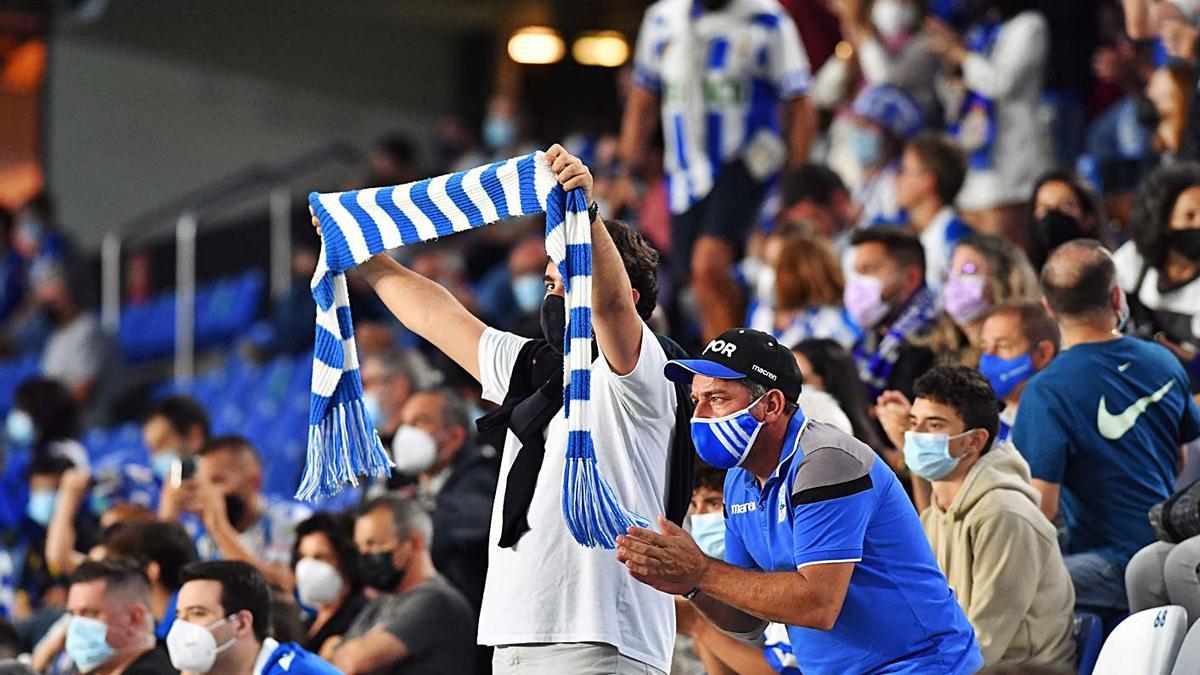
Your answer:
941,232 -> 1040,356
747,232 -> 861,349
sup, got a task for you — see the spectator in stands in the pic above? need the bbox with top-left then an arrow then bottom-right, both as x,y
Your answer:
33,264 -> 109,405
475,233 -> 546,335
21,455 -> 99,613
432,114 -> 485,174
9,376 -> 89,469
103,520 -> 197,641
329,495 -> 475,675
361,348 -> 421,450
142,395 -> 210,486
246,248 -> 318,358
290,512 -> 367,655
64,558 -> 175,674
395,388 -> 497,614
832,0 -> 942,115
673,464 -> 782,675
1014,240 -> 1200,615
792,339 -> 889,454
775,163 -> 856,253
160,436 -> 310,591
168,561 -> 337,675
481,94 -> 535,160
907,366 -> 1075,668
11,192 -> 69,276
0,619 -> 16,659
1120,163 -> 1200,389
847,85 -> 925,228
942,234 -> 1040,354
44,466 -> 95,578
1027,170 -> 1107,270
746,232 -> 860,350
926,1 -> 1052,239
0,208 -> 25,324
847,227 -> 938,400
894,132 -> 972,287
623,0 -> 814,340
367,133 -> 422,187
1146,59 -> 1196,160
978,303 -> 1060,445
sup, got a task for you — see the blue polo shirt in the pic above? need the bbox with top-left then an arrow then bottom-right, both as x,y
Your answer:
724,413 -> 982,674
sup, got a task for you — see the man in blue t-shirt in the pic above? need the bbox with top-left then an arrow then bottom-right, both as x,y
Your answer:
617,328 -> 982,674
1013,240 -> 1200,615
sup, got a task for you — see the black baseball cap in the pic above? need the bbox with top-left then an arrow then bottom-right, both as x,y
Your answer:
663,328 -> 803,402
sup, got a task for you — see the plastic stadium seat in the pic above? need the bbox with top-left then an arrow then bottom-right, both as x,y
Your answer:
1173,619 -> 1200,674
1094,605 -> 1188,675
1075,612 -> 1103,675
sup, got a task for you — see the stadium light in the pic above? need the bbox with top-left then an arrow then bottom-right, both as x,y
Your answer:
507,26 -> 566,65
572,31 -> 629,67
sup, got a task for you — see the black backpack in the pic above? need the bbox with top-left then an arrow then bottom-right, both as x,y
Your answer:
1150,479 -> 1200,543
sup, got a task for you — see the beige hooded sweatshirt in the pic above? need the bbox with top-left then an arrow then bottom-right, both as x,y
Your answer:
920,443 -> 1076,668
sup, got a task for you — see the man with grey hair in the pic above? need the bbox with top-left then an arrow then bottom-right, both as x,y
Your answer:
394,388 -> 498,616
64,558 -> 176,673
1013,239 -> 1200,615
330,495 -> 476,675
361,347 -> 435,449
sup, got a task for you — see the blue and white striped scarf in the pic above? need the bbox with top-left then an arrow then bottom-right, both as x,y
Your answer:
303,151 -> 647,548
853,285 -> 941,398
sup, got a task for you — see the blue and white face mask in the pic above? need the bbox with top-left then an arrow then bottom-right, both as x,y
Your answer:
690,396 -> 766,469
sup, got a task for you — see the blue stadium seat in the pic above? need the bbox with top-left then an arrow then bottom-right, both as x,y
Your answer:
1075,612 -> 1103,675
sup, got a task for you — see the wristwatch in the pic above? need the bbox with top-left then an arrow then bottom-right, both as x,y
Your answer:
588,200 -> 600,223
682,587 -> 701,600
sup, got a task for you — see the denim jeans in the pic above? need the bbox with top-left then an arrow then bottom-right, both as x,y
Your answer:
1065,551 -> 1129,612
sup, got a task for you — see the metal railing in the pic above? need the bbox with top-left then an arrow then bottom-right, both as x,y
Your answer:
99,143 -> 359,381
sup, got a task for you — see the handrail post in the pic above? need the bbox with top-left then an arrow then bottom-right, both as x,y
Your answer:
270,187 -> 292,299
174,213 -> 198,383
100,232 -> 121,333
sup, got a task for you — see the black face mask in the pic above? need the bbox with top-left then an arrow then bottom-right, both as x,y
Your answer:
224,494 -> 248,527
1168,229 -> 1200,262
358,550 -> 405,591
40,303 -> 64,326
1136,95 -> 1160,130
1033,210 -> 1088,253
540,294 -> 566,354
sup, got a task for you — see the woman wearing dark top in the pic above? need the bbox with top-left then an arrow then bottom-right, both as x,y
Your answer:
291,512 -> 369,654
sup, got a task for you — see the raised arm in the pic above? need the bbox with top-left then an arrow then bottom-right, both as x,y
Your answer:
44,468 -> 89,576
310,213 -> 488,382
544,144 -> 645,375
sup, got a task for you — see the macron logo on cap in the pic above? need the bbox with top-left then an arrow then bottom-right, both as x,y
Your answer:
705,339 -> 737,358
752,364 -> 777,381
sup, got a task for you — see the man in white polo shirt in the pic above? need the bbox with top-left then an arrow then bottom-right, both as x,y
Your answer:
314,144 -> 675,673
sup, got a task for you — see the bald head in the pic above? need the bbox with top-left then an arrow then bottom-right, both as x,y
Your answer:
1041,240 -> 1117,320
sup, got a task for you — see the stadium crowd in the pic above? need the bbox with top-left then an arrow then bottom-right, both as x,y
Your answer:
3,0 -> 1200,672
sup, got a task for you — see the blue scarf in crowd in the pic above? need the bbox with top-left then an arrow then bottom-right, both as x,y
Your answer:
304,151 -> 647,549
854,285 -> 941,397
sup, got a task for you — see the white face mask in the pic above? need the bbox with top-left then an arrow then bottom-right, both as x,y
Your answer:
295,558 -> 345,607
871,0 -> 917,40
166,615 -> 237,673
391,425 -> 439,475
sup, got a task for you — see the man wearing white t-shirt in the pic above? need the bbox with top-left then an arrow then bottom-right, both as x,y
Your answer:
313,144 -> 675,674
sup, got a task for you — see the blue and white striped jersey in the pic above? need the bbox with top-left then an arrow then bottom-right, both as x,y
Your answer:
633,0 -> 811,214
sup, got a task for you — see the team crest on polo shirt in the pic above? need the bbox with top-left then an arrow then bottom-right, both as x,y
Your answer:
777,489 -> 788,523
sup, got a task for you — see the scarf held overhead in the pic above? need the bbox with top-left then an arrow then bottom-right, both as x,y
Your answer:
304,151 -> 648,549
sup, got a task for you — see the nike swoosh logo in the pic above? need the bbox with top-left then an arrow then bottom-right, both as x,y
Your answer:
1118,362 -> 1132,372
1097,380 -> 1176,440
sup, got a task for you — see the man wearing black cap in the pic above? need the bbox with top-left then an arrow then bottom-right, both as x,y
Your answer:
616,328 -> 983,674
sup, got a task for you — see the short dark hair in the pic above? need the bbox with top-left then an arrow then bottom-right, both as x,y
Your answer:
1040,240 -> 1116,319
357,493 -> 433,544
291,512 -> 361,590
28,454 -> 75,479
14,377 -> 79,447
103,520 -> 197,592
692,464 -> 726,493
70,558 -> 152,601
1128,162 -> 1200,267
605,219 -> 659,321
180,560 -> 271,642
780,163 -> 848,208
144,395 -> 210,441
906,132 -> 967,205
981,302 -> 1060,354
1026,169 -> 1106,269
913,366 -> 1000,454
198,435 -> 259,463
850,227 -> 926,274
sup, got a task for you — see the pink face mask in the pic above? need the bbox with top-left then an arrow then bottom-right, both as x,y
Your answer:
943,273 -> 990,326
845,274 -> 892,329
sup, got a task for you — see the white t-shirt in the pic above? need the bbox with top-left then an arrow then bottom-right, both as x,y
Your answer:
476,323 -> 676,672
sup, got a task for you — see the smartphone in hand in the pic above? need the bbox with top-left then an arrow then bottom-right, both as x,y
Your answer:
170,455 -> 198,488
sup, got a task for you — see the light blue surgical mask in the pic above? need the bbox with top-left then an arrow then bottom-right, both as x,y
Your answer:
151,451 -> 179,482
690,396 -> 766,469
848,125 -> 884,169
978,352 -> 1034,400
483,115 -> 516,150
363,392 -> 385,430
903,430 -> 975,481
511,273 -> 545,313
6,409 -> 35,446
27,489 -> 57,527
66,615 -> 115,673
690,512 -> 726,559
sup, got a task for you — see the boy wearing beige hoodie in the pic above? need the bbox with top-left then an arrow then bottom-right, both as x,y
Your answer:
904,366 -> 1076,669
